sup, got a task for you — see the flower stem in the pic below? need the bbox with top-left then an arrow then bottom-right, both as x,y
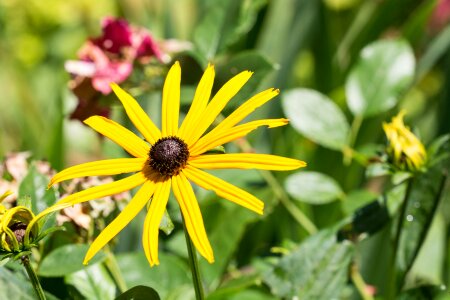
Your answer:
344,115 -> 363,165
104,246 -> 128,293
388,178 -> 413,299
350,262 -> 374,300
259,169 -> 317,235
21,255 -> 46,300
237,138 -> 317,235
182,216 -> 205,300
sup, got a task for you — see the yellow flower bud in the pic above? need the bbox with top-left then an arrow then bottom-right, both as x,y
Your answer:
0,192 -> 39,254
382,111 -> 427,172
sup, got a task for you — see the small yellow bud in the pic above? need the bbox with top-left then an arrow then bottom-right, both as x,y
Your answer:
383,110 -> 426,172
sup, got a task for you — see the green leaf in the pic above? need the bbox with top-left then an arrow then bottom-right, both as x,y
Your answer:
0,268 -> 35,300
65,263 -> 115,300
396,162 -> 448,283
116,252 -> 190,300
346,39 -> 415,117
193,0 -> 267,60
415,23 -> 450,83
263,229 -> 354,298
39,244 -> 106,277
18,163 -> 57,215
160,210 -> 174,235
115,286 -> 160,300
215,51 -> 275,106
282,89 -> 350,150
285,171 -> 344,204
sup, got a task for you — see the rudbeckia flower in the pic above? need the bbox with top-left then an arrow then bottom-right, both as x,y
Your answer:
383,110 -> 426,171
31,62 -> 306,266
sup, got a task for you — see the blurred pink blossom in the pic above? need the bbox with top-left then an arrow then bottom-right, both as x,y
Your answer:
429,0 -> 450,32
66,17 -> 165,121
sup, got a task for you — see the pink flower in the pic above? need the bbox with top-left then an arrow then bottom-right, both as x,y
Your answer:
93,17 -> 133,54
429,0 -> 450,32
66,17 -> 166,121
78,42 -> 133,94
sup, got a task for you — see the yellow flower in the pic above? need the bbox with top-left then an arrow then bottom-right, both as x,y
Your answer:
31,62 -> 306,266
1,191 -> 39,253
382,110 -> 426,171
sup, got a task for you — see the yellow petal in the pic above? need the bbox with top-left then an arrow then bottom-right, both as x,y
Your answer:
84,116 -> 150,158
35,173 -> 146,218
190,119 -> 288,156
189,154 -> 306,170
183,165 -> 264,215
178,64 -> 215,143
111,83 -> 161,144
83,181 -> 156,265
162,62 -> 181,136
187,71 -> 253,145
172,173 -> 214,263
142,179 -> 171,266
211,88 -> 280,134
48,158 -> 146,188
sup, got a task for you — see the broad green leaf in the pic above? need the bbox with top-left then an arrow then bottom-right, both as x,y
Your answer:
346,39 -> 415,117
65,263 -> 115,300
416,24 -> 450,82
18,163 -> 57,215
342,189 -> 378,215
115,286 -> 160,300
0,268 -> 35,300
397,159 -> 448,282
39,244 -> 106,277
282,89 -> 350,150
116,252 -> 190,300
405,213 -> 445,288
214,51 -> 275,106
193,0 -> 267,60
285,171 -> 344,204
263,229 -> 354,298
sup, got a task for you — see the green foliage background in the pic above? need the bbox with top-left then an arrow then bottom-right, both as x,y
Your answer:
1,0 -> 450,299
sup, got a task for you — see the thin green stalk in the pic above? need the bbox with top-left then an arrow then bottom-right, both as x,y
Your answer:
104,246 -> 128,293
259,169 -> 317,235
350,263 -> 374,300
344,115 -> 363,165
21,255 -> 46,300
388,178 -> 414,299
238,138 -> 317,235
95,219 -> 127,293
214,114 -> 317,235
182,216 -> 205,300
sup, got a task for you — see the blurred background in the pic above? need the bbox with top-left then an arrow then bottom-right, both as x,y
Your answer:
1,0 -> 450,299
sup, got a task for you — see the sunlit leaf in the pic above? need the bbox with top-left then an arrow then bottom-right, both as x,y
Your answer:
282,89 -> 350,150
39,244 -> 106,277
285,171 -> 344,204
346,39 -> 415,117
263,229 -> 354,298
116,252 -> 190,300
65,263 -> 115,300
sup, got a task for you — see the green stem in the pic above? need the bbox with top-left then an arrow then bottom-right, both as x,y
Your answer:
344,115 -> 363,165
21,255 -> 46,300
95,219 -> 127,293
237,137 -> 317,235
350,262 -> 374,300
259,170 -> 317,235
182,216 -> 205,300
388,178 -> 414,299
104,246 -> 128,293
214,114 -> 317,235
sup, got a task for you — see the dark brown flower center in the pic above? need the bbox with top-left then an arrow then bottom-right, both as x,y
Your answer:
149,136 -> 189,177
